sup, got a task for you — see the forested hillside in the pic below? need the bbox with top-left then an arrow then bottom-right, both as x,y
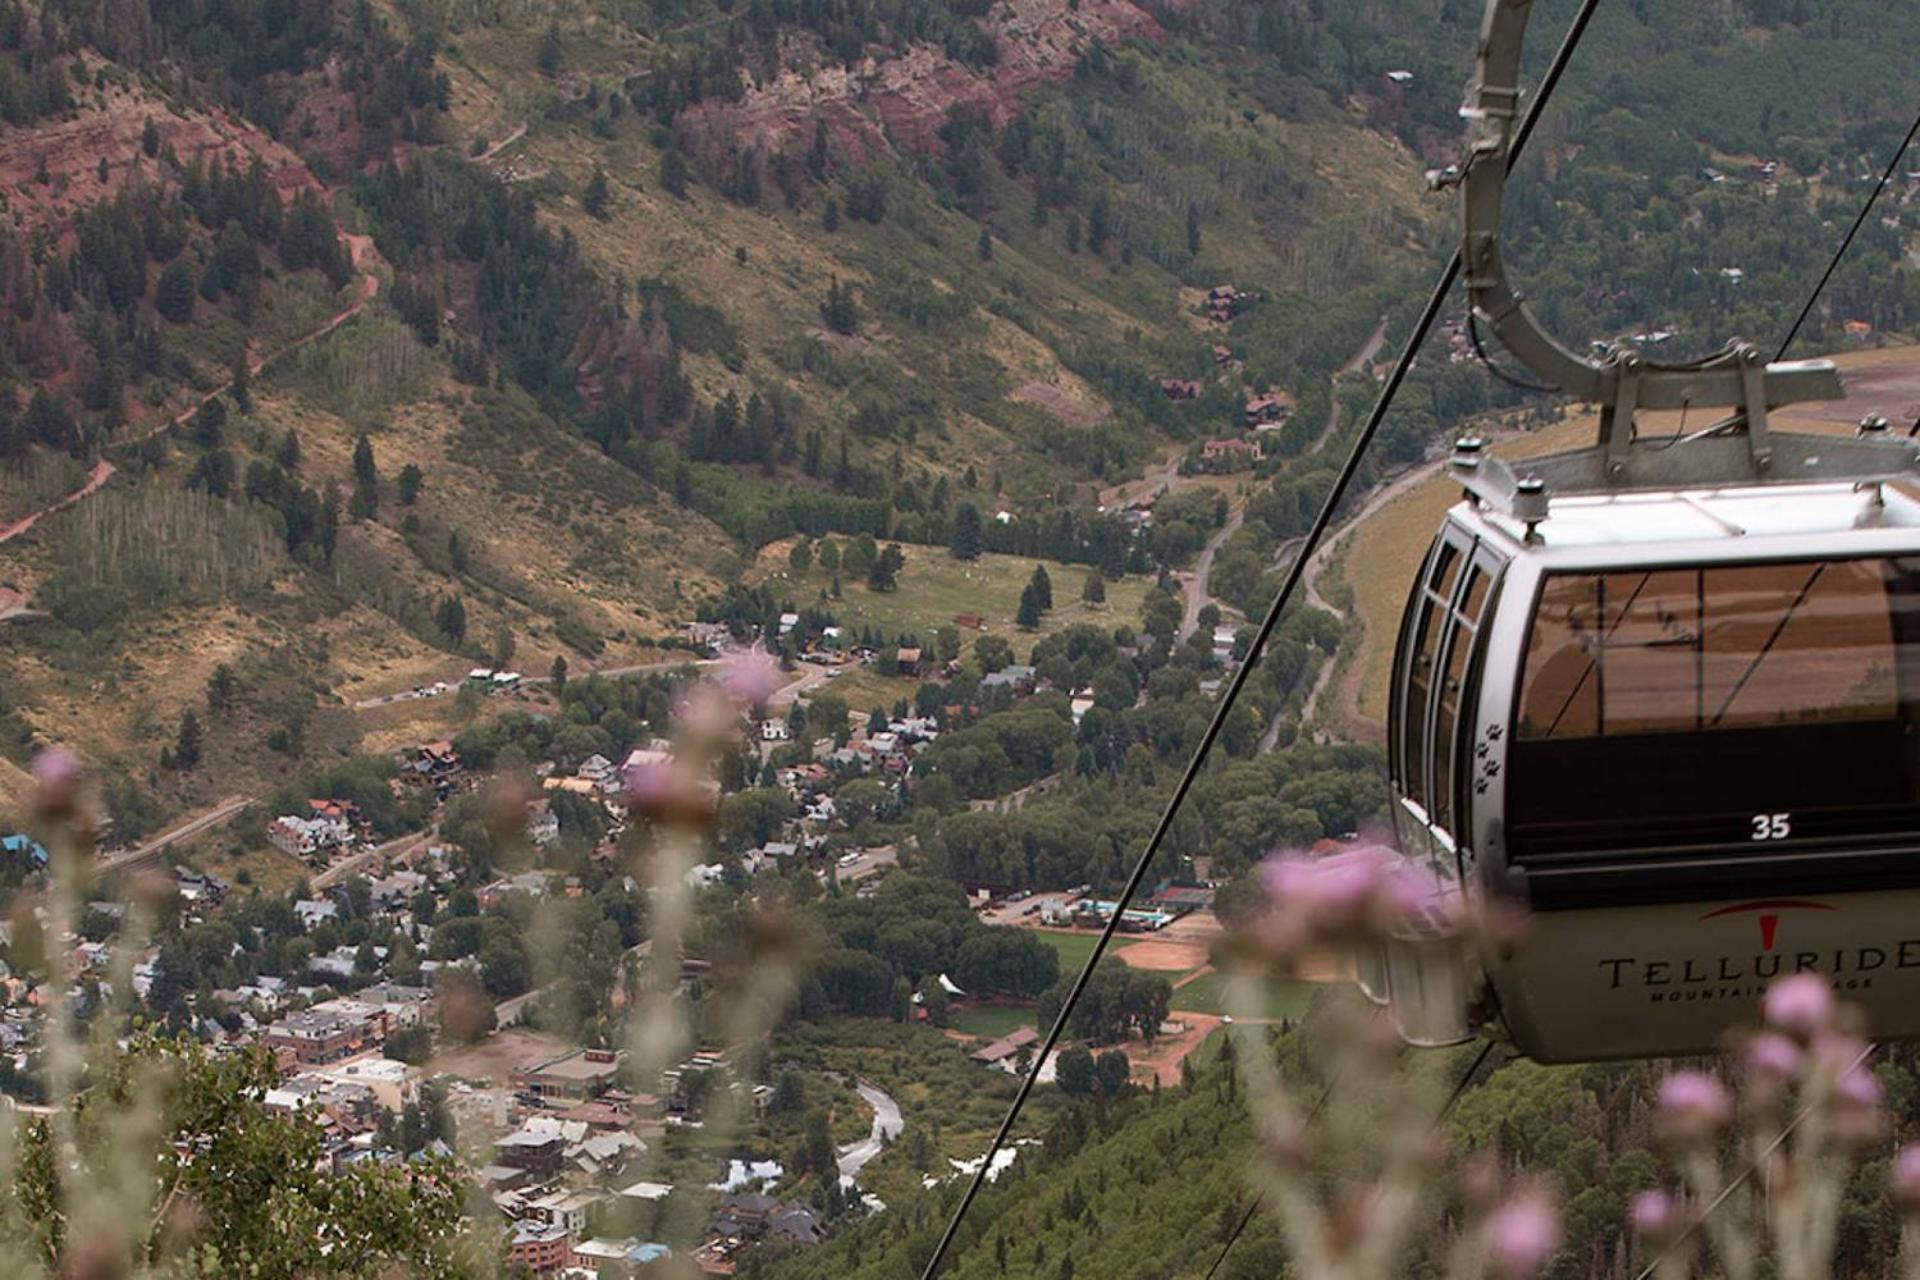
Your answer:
3,0 -> 1920,1275
755,1015 -> 1920,1280
0,0 -> 1908,831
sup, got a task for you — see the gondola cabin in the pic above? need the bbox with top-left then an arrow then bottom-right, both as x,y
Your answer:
1388,475 -> 1920,1061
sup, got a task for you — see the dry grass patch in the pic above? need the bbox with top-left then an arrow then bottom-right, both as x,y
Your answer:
751,539 -> 1149,661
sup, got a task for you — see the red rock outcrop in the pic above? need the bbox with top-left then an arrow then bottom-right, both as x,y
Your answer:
682,0 -> 1178,160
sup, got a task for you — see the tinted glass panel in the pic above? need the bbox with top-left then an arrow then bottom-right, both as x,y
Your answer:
1509,556 -> 1920,859
1400,541 -> 1461,808
1518,558 -> 1899,738
1431,616 -> 1474,829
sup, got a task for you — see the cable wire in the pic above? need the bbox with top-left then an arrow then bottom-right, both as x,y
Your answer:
1776,107 -> 1920,361
1206,42 -> 1914,1280
1203,1039 -> 1502,1279
1468,311 -> 1560,392
914,7 -> 1605,1273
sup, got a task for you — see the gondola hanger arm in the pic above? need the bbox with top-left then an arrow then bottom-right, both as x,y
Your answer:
1461,0 -> 1842,423
1453,0 -> 1919,515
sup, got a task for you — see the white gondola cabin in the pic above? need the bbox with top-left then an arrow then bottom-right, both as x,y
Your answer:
1388,469 -> 1920,1060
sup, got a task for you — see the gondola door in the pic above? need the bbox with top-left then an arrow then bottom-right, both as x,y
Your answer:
1391,525 -> 1506,885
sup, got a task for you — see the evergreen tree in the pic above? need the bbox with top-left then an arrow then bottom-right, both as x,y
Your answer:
1089,196 -> 1111,255
191,398 -> 226,449
435,596 -> 467,645
951,503 -> 983,560
1016,583 -> 1043,630
821,197 -> 840,232
789,540 -> 813,575
804,1111 -> 835,1176
583,166 -> 611,220
1030,564 -> 1053,611
320,484 -> 341,565
868,544 -> 904,593
660,149 -> 689,198
278,427 -> 302,471
977,224 -> 993,261
173,710 -> 203,769
206,664 -> 239,713
819,279 -> 860,334
807,120 -> 830,181
550,655 -> 568,687
537,22 -> 563,76
155,258 -> 195,323
398,464 -> 423,505
1082,568 -> 1106,604
229,350 -> 252,415
141,116 -> 160,158
350,434 -> 379,519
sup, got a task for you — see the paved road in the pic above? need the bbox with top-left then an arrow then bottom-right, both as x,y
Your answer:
1303,314 -> 1390,457
825,844 -> 899,885
1179,507 -> 1246,643
1179,316 -> 1389,649
313,829 -> 435,890
1252,316 -> 1393,749
99,795 -> 253,873
836,1077 -> 904,1185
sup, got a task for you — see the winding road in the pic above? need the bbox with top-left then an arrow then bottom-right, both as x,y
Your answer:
1252,316 -> 1392,750
1179,316 -> 1389,648
836,1077 -> 904,1186
1179,507 -> 1246,642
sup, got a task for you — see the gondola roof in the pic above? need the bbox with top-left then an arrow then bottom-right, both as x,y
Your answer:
1452,481 -> 1920,554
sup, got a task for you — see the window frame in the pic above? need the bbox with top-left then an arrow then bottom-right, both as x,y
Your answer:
1393,525 -> 1505,842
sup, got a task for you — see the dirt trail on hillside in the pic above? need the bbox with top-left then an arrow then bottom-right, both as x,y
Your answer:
0,459 -> 116,544
0,233 -> 381,548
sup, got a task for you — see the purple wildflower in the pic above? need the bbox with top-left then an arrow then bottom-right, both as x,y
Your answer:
1656,1071 -> 1732,1140
1743,1032 -> 1802,1082
1628,1190 -> 1675,1239
1764,973 -> 1834,1038
1485,1192 -> 1562,1279
1891,1144 -> 1920,1210
718,647 -> 784,707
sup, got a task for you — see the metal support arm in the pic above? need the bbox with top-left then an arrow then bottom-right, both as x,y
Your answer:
1453,0 -> 1919,514
1461,2 -> 1845,419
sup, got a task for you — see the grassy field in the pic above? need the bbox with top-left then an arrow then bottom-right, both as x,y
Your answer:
949,1003 -> 1039,1040
1033,929 -> 1137,973
809,666 -> 922,716
1169,972 -> 1315,1020
754,540 -> 1149,663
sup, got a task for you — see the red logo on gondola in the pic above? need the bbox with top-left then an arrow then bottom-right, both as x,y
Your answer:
1699,900 -> 1836,952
